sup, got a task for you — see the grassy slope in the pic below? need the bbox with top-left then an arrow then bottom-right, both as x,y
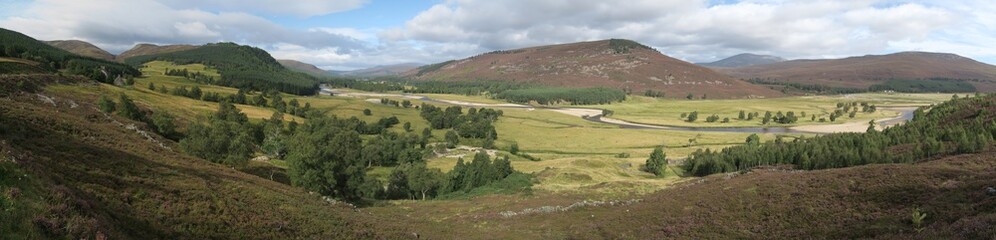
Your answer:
377,151 -> 995,239
0,77 -> 408,239
49,61 -> 301,124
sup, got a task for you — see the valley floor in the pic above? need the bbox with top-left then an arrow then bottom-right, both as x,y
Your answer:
1,69 -> 979,239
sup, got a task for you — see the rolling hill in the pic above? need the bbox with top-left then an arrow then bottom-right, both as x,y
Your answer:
277,59 -> 328,77
44,40 -> 115,61
123,43 -> 319,94
719,52 -> 996,92
117,43 -> 198,61
42,40 -> 200,63
405,39 -> 782,99
697,53 -> 785,68
332,63 -> 421,77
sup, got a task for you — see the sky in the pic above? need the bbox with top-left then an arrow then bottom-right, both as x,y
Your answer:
1,0 -> 994,70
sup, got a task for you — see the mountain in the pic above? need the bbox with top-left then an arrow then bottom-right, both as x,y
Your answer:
719,51 -> 996,92
405,39 -> 781,99
332,63 -> 421,77
0,28 -> 139,82
44,40 -> 115,61
41,40 -> 200,63
278,59 -> 329,76
697,53 -> 785,68
124,43 -> 319,94
117,43 -> 198,61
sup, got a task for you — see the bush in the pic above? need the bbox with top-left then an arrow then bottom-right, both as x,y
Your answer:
445,130 -> 459,148
116,94 -> 143,121
150,111 -> 177,139
97,95 -> 115,113
644,146 -> 667,176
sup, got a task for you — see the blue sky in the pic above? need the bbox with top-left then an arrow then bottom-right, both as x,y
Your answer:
270,0 -> 440,30
1,0 -> 994,70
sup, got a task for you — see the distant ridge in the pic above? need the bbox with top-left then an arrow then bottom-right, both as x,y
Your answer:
332,63 -> 422,77
117,43 -> 198,61
38,40 -> 200,62
718,51 -> 996,92
278,59 -> 329,77
697,53 -> 785,68
404,39 -> 781,99
44,40 -> 115,61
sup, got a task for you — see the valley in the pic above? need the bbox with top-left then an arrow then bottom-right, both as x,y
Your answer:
2,22 -> 996,239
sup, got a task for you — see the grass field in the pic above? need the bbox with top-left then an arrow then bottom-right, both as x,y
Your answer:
315,89 -> 956,194
352,92 -> 782,193
590,94 -> 951,127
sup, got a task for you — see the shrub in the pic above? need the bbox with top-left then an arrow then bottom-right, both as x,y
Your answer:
116,94 -> 143,121
97,95 -> 115,113
644,146 -> 667,176
150,111 -> 177,139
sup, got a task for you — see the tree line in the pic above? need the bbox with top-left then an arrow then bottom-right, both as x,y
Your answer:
869,78 -> 977,93
164,68 -> 215,84
748,77 -> 978,94
746,78 -> 867,94
496,87 -> 626,105
682,102 -> 879,124
376,151 -> 530,200
322,76 -> 405,93
404,80 -> 528,96
150,82 -> 316,118
681,94 -> 996,176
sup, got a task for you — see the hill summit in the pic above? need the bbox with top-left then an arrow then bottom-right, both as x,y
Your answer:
405,39 -> 781,99
117,43 -> 198,61
43,40 -> 115,61
719,51 -> 996,92
697,53 -> 785,68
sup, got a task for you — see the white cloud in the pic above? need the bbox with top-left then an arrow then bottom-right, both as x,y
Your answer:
0,0 -> 364,55
158,0 -> 368,17
882,0 -> 996,62
2,0 -> 994,70
269,43 -> 351,65
388,0 -> 990,64
174,22 -> 221,38
310,27 -> 377,42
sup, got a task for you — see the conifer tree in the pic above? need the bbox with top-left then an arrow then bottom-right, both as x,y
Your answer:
644,146 -> 667,176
